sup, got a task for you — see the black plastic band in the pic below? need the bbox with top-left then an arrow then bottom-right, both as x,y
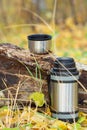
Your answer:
28,34 -> 52,41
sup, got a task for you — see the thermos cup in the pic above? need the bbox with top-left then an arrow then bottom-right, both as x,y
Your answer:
28,34 -> 52,54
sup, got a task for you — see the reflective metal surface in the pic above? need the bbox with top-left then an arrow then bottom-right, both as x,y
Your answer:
28,40 -> 51,54
50,81 -> 78,112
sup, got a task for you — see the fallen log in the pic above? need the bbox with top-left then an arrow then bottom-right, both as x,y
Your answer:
0,43 -> 54,79
0,70 -> 48,106
0,43 -> 54,106
0,43 -> 87,112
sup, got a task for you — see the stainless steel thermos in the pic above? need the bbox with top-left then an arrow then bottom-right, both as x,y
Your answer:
28,34 -> 52,54
49,57 -> 79,122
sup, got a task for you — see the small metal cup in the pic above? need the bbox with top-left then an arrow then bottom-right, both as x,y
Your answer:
27,34 -> 52,54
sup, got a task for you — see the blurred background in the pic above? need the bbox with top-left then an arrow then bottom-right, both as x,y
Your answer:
0,0 -> 87,63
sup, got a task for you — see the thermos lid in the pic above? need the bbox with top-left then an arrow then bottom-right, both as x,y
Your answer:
51,57 -> 79,76
54,57 -> 75,68
28,34 -> 52,41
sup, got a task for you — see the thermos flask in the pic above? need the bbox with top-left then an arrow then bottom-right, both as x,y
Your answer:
49,57 -> 79,122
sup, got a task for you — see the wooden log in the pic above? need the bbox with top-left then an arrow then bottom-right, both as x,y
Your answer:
0,43 -> 54,78
0,43 -> 54,106
0,70 -> 48,106
0,43 -> 87,112
79,70 -> 87,99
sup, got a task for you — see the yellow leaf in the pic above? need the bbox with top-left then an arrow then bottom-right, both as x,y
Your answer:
29,92 -> 45,107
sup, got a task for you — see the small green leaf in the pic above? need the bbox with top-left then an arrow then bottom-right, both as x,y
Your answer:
78,116 -> 86,124
37,111 -> 54,120
29,92 -> 45,107
73,123 -> 81,130
0,106 -> 8,111
23,123 -> 32,128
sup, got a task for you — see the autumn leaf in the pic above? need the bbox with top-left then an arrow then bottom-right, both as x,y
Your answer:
29,92 -> 45,107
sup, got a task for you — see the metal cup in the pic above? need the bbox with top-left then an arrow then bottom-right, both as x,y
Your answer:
27,34 -> 52,54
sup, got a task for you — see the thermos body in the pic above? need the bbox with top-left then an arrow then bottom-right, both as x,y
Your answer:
28,40 -> 51,54
50,81 -> 78,113
49,57 -> 79,122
